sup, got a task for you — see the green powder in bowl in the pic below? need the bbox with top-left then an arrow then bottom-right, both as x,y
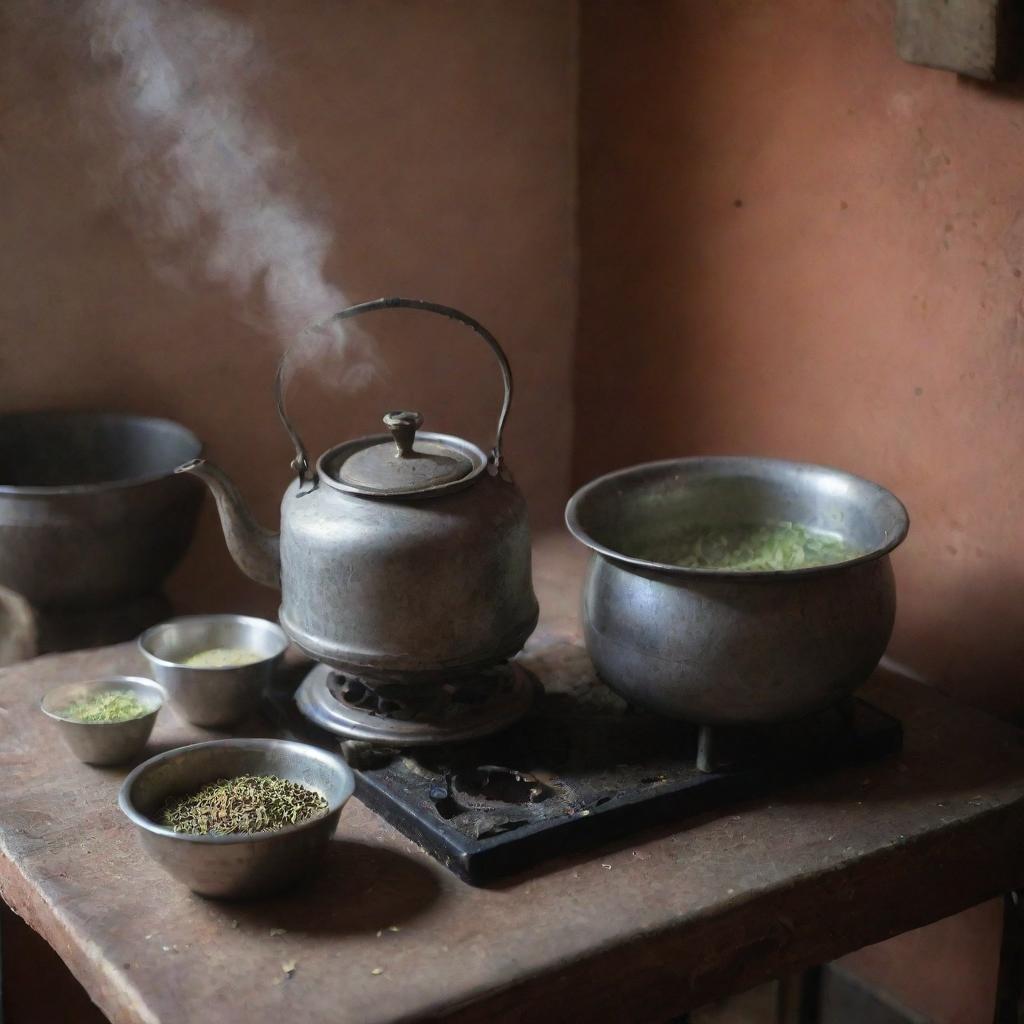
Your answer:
181,648 -> 266,668
61,690 -> 153,723
636,522 -> 861,572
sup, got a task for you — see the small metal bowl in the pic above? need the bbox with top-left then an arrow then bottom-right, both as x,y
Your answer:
41,676 -> 164,765
118,738 -> 355,899
139,615 -> 288,728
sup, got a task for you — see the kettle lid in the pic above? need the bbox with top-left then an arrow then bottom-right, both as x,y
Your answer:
320,411 -> 484,497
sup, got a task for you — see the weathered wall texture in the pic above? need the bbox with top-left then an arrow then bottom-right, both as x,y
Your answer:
578,1 -> 1022,1020
578,0 -> 1024,719
1,0 -> 577,617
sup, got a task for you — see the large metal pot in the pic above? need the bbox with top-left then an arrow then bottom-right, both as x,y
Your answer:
0,412 -> 203,609
565,456 -> 909,726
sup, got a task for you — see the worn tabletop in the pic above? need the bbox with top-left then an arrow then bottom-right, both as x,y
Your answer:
3,534 -> 1024,1024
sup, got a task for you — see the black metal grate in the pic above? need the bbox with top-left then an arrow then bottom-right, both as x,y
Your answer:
266,668 -> 902,885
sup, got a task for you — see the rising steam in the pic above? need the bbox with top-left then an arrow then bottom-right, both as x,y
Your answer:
83,0 -> 373,385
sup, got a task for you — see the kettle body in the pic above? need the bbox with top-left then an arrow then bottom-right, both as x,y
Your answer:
279,453 -> 537,678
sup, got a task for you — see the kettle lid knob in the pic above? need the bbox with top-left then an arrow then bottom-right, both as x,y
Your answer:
320,408 -> 480,496
382,410 -> 424,458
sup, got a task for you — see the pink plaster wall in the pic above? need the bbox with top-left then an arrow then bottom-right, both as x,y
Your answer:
1,0 -> 577,618
578,0 -> 1024,720
578,0 -> 1023,1019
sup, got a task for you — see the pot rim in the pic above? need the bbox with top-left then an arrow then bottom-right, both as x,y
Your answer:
137,614 -> 288,671
0,411 -> 202,496
565,454 -> 910,580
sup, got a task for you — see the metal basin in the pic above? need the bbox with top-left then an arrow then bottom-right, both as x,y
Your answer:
0,412 -> 203,609
565,456 -> 909,726
119,738 -> 354,899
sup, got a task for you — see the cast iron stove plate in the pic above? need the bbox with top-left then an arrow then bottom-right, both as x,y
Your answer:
265,648 -> 902,886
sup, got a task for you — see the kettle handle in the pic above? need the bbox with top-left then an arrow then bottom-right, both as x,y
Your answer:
274,297 -> 514,485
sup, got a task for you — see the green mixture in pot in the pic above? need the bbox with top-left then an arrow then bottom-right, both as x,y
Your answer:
637,521 -> 859,572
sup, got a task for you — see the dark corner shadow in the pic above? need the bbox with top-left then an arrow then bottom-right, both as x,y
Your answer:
951,1 -> 1024,97
957,72 -> 1024,100
203,839 -> 443,935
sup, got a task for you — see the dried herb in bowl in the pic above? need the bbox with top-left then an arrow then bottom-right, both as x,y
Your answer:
160,774 -> 329,835
61,690 -> 153,723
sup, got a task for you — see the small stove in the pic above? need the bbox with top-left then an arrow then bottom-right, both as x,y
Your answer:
294,661 -> 536,746
268,643 -> 902,885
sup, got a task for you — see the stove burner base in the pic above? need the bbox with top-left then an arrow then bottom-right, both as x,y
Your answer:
270,657 -> 902,885
294,661 -> 537,746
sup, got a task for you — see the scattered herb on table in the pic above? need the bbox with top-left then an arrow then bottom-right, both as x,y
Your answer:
160,774 -> 329,835
61,690 -> 152,723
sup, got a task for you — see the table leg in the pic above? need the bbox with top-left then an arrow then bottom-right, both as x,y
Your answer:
696,725 -> 717,774
994,891 -> 1024,1024
777,968 -> 822,1024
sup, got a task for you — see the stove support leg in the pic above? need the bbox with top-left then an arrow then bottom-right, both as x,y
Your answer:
696,725 -> 717,774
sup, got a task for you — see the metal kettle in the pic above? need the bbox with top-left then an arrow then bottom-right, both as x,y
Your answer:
178,297 -> 539,681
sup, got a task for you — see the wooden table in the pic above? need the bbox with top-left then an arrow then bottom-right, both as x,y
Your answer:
3,535 -> 1024,1024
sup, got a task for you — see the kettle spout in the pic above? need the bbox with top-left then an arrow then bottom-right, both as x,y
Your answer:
176,458 -> 281,589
